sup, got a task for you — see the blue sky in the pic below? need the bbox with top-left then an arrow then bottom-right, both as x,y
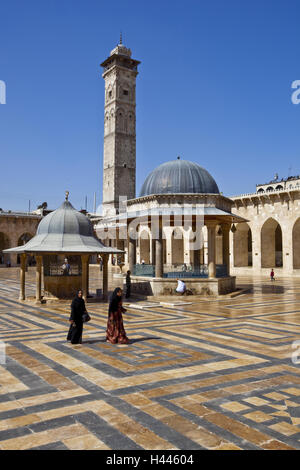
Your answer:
0,0 -> 300,212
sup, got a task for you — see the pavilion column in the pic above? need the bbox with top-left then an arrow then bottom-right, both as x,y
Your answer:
192,222 -> 201,269
102,253 -> 109,301
151,238 -> 156,265
19,253 -> 26,300
81,254 -> 90,301
221,223 -> 231,276
128,234 -> 136,273
165,228 -> 172,265
207,221 -> 217,278
35,255 -> 42,303
155,222 -> 163,278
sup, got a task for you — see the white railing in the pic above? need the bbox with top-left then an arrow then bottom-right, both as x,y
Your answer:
0,211 -> 41,217
230,186 -> 300,199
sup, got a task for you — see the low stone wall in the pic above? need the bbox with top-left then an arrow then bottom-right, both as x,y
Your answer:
130,276 -> 236,297
44,275 -> 82,299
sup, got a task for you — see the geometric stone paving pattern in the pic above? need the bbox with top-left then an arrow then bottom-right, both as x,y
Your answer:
1,268 -> 300,449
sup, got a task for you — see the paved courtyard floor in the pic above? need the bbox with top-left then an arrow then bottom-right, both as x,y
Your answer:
0,267 -> 300,450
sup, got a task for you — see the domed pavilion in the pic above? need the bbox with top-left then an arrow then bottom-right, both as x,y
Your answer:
96,157 -> 246,296
4,192 -> 123,302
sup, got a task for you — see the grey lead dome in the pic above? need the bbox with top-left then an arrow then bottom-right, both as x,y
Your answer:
3,197 -> 123,254
139,159 -> 219,197
37,200 -> 93,236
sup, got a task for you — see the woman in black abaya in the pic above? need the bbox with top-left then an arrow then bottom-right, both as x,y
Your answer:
67,290 -> 87,344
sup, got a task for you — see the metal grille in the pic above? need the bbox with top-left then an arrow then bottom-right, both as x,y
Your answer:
132,264 -> 228,278
43,255 -> 82,276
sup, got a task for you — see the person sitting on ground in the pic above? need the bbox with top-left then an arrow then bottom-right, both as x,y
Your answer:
176,278 -> 186,295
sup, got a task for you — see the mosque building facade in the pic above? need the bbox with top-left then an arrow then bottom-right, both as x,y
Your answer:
95,39 -> 300,287
1,39 -> 300,286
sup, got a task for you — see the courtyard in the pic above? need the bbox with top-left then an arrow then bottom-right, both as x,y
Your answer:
0,267 -> 300,450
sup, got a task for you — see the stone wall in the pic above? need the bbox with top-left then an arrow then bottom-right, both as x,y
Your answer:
44,275 -> 82,299
230,189 -> 300,276
130,275 -> 236,297
0,213 -> 41,266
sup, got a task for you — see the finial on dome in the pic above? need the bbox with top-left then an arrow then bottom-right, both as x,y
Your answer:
119,31 -> 122,45
65,190 -> 69,201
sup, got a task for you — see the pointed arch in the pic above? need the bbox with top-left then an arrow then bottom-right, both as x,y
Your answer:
139,230 -> 150,264
261,218 -> 282,268
171,227 -> 184,265
117,107 -> 125,132
17,233 -> 33,265
0,232 -> 10,264
293,218 -> 300,269
233,223 -> 252,267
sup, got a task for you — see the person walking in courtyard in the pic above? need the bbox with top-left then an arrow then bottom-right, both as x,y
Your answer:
270,268 -> 275,281
106,287 -> 129,344
125,270 -> 131,299
67,290 -> 87,344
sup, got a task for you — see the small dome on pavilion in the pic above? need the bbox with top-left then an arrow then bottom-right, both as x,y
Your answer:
4,193 -> 122,254
37,198 -> 93,237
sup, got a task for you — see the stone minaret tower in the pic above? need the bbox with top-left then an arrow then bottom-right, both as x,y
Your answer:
101,38 -> 140,216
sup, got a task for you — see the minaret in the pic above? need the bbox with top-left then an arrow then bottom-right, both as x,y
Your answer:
101,38 -> 140,216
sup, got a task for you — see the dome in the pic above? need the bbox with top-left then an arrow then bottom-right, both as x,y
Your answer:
4,193 -> 123,254
139,158 -> 219,197
37,200 -> 93,236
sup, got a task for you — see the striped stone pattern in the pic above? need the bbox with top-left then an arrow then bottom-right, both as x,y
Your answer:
0,269 -> 300,449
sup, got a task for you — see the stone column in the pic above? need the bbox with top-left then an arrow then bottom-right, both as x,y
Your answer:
10,254 -> 17,267
281,223 -> 293,274
151,238 -> 156,265
203,226 -> 208,265
191,223 -> 201,269
221,223 -> 231,276
207,222 -> 217,278
165,229 -> 172,265
183,234 -> 190,265
229,229 -> 234,271
35,255 -> 42,303
102,253 -> 109,301
252,224 -> 261,272
155,222 -> 163,278
81,254 -> 90,301
19,253 -> 26,300
128,236 -> 136,273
